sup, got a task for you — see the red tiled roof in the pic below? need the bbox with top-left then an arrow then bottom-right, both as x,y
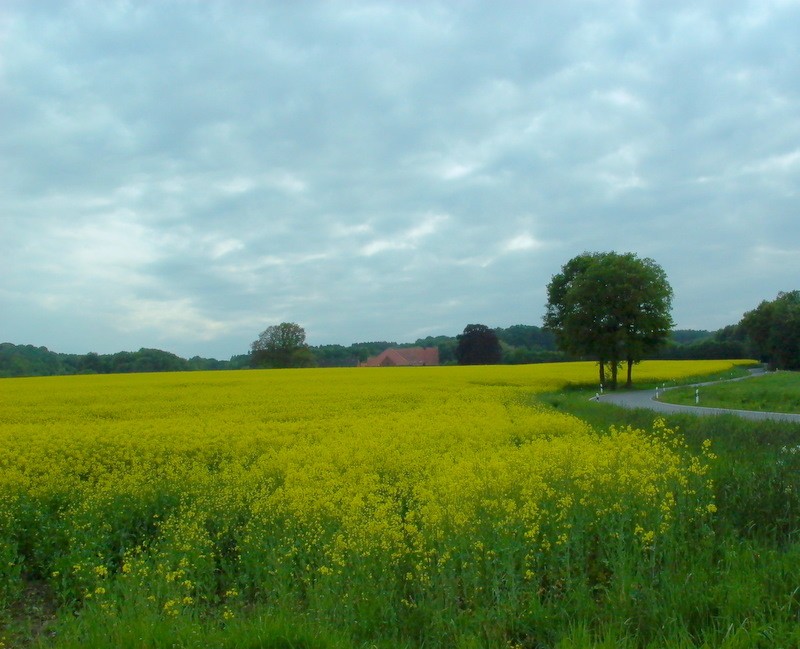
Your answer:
359,347 -> 439,367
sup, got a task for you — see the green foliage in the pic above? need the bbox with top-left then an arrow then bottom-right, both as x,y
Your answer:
0,343 -> 230,377
540,387 -> 800,648
655,338 -> 748,361
651,326 -> 749,361
660,371 -> 800,414
306,342 -> 403,366
670,329 -> 713,345
414,336 -> 458,364
4,323 -> 734,376
416,327 -> 566,366
740,291 -> 800,370
0,343 -> 70,376
544,252 -> 674,388
31,604 -> 358,649
544,386 -> 800,540
455,324 -> 502,365
310,345 -> 360,367
250,323 -> 313,369
227,354 -> 253,370
495,324 -> 556,349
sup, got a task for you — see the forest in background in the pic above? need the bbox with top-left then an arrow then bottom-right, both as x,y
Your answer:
0,325 -> 745,378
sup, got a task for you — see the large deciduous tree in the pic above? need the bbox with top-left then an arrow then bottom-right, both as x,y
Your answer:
250,322 -> 314,369
544,252 -> 674,389
740,291 -> 800,370
455,324 -> 503,365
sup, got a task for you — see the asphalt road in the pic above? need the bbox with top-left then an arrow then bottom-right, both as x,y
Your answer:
595,370 -> 800,423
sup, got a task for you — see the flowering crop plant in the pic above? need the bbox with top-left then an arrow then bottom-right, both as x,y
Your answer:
0,360 -> 752,646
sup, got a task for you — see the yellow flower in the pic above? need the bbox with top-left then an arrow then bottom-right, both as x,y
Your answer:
0,359 -> 732,626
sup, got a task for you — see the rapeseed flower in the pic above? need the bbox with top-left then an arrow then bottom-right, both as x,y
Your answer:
0,361 -> 737,622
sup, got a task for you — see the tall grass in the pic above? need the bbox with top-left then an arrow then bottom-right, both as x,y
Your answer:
543,388 -> 800,647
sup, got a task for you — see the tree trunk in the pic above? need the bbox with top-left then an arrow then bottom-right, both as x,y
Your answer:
599,360 -> 606,389
626,357 -> 633,388
610,362 -> 618,390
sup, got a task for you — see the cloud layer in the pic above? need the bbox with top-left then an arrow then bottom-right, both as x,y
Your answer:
2,1 -> 799,358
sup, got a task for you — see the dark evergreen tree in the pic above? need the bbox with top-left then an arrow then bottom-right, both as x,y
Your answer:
455,324 -> 502,365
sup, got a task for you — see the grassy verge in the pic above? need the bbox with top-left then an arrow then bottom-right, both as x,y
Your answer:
658,370 -> 800,414
540,387 -> 800,648
636,363 -> 757,390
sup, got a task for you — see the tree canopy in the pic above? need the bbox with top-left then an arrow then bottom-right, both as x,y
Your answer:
0,343 -> 227,377
740,290 -> 800,370
250,322 -> 314,369
455,324 -> 502,365
543,252 -> 673,388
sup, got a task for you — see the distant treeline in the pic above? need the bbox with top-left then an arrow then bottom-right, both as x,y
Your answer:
650,326 -> 748,361
315,326 -> 750,367
0,324 -> 749,378
0,343 -> 243,378
313,325 -> 565,367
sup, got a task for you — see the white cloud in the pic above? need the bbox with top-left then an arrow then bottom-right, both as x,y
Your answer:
359,214 -> 448,257
503,233 -> 543,253
439,162 -> 477,181
2,0 -> 800,356
749,243 -> 800,272
217,177 -> 256,195
330,221 -> 372,238
114,297 -> 234,341
743,149 -> 800,174
598,89 -> 644,110
208,238 -> 245,259
408,213 -> 449,239
360,239 -> 409,256
47,212 -> 158,285
264,171 -> 308,194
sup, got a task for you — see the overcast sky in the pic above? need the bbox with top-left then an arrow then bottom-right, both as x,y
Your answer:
2,1 -> 799,359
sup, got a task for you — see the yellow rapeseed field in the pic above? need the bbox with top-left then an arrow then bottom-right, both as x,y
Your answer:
0,360 -> 748,630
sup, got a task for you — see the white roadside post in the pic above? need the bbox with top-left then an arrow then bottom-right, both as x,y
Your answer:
695,388 -> 700,405
655,386 -> 659,400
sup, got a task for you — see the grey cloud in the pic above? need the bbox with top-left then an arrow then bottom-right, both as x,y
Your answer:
2,0 -> 799,357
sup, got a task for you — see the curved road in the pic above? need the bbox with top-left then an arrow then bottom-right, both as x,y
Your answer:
596,370 -> 800,423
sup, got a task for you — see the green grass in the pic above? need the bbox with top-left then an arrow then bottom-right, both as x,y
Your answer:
19,602 -> 367,649
633,364 -> 759,391
539,386 -> 800,647
659,371 -> 800,414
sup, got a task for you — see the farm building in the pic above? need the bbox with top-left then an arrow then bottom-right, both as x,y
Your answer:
359,347 -> 439,367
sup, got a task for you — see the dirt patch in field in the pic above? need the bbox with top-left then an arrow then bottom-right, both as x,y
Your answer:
5,579 -> 59,647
